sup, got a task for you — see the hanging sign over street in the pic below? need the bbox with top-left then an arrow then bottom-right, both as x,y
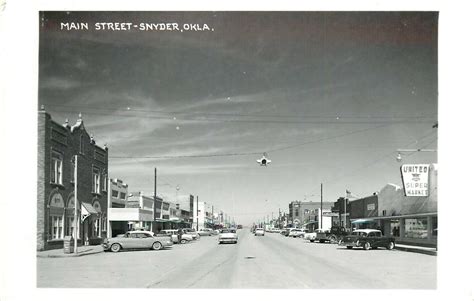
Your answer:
400,164 -> 430,196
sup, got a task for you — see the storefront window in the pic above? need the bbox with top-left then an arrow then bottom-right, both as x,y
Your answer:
94,218 -> 100,237
66,216 -> 74,236
390,219 -> 400,237
49,215 -> 64,240
404,218 -> 428,239
432,216 -> 438,237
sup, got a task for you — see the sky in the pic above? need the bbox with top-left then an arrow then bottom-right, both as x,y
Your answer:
38,11 -> 438,225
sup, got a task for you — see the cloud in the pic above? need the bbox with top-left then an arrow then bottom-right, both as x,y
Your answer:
40,77 -> 82,90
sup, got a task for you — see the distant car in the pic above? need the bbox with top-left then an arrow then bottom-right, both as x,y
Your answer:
182,228 -> 200,240
158,229 -> 193,244
103,230 -> 173,252
218,228 -> 238,244
303,231 -> 319,242
197,228 -> 213,236
288,229 -> 307,238
255,228 -> 265,236
339,229 -> 395,250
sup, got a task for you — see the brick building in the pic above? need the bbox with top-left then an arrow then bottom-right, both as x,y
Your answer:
38,108 -> 108,250
288,201 -> 333,231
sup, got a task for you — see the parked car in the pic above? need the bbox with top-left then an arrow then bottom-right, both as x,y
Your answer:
218,228 -> 238,244
103,230 -> 173,252
197,228 -> 213,236
315,226 -> 350,243
288,228 -> 307,238
254,228 -> 265,236
303,230 -> 320,242
158,229 -> 193,244
339,229 -> 395,250
182,228 -> 200,240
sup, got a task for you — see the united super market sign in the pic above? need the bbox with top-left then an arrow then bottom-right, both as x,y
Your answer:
400,164 -> 430,196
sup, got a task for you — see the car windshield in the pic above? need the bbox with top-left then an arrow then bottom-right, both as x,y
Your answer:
354,232 -> 368,237
221,229 -> 230,233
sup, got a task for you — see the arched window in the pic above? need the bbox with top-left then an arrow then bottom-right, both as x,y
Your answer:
92,200 -> 102,237
49,193 -> 65,240
65,196 -> 80,238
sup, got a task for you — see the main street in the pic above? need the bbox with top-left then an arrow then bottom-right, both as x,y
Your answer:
37,229 -> 436,289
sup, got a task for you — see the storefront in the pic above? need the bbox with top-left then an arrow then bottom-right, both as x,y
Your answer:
351,164 -> 438,247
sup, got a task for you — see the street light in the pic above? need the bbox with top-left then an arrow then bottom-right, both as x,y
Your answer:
396,149 -> 437,162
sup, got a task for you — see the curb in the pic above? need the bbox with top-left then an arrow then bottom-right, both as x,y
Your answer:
395,246 -> 437,256
37,249 -> 104,258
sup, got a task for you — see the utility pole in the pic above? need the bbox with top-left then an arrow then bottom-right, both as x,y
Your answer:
154,168 -> 157,232
73,155 -> 78,253
196,196 -> 199,231
212,205 -> 214,229
320,182 -> 323,231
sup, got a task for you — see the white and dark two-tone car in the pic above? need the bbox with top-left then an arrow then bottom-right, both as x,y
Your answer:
103,230 -> 173,252
254,228 -> 265,236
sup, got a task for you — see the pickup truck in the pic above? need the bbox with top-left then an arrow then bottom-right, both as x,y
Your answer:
315,226 -> 350,243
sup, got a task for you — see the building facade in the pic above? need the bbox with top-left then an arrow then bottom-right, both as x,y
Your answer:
108,178 -> 129,237
348,164 -> 438,247
288,201 -> 332,230
38,109 -> 108,250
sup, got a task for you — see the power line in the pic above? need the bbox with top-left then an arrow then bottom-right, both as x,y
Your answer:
46,108 -> 436,125
109,123 -> 394,159
45,103 -> 437,120
299,129 -> 438,199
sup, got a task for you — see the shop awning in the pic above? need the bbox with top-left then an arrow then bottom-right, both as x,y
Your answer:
81,203 -> 98,222
351,219 -> 374,224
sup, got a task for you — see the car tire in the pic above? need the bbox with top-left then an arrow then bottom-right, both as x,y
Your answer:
386,241 -> 395,250
180,239 -> 187,244
329,236 -> 337,244
319,239 -> 324,243
152,242 -> 163,250
310,239 -> 315,243
346,246 -> 353,249
363,242 -> 371,250
110,243 -> 121,253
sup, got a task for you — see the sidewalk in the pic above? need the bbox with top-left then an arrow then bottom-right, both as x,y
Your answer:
395,243 -> 437,256
37,245 -> 104,258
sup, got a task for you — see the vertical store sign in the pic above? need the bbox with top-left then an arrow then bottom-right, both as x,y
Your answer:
400,164 -> 430,196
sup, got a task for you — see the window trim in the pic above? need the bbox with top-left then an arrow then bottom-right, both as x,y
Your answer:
50,150 -> 64,186
92,166 -> 101,195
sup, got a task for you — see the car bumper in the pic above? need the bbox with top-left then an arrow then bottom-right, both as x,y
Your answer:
163,241 -> 173,247
339,241 -> 359,247
219,238 -> 238,243
102,243 -> 111,251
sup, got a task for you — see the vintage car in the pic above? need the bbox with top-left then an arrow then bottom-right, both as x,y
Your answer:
197,228 -> 214,236
303,230 -> 321,242
218,228 -> 238,244
103,230 -> 173,252
314,226 -> 350,243
158,230 -> 193,244
288,228 -> 307,238
182,228 -> 200,240
339,229 -> 395,250
254,228 -> 265,236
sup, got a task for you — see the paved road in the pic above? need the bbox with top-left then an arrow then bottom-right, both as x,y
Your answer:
37,229 -> 436,288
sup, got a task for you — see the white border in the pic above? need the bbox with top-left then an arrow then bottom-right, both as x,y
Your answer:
1,0 -> 473,301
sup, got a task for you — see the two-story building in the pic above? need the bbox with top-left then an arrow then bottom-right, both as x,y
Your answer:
38,108 -> 108,250
288,201 -> 332,231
